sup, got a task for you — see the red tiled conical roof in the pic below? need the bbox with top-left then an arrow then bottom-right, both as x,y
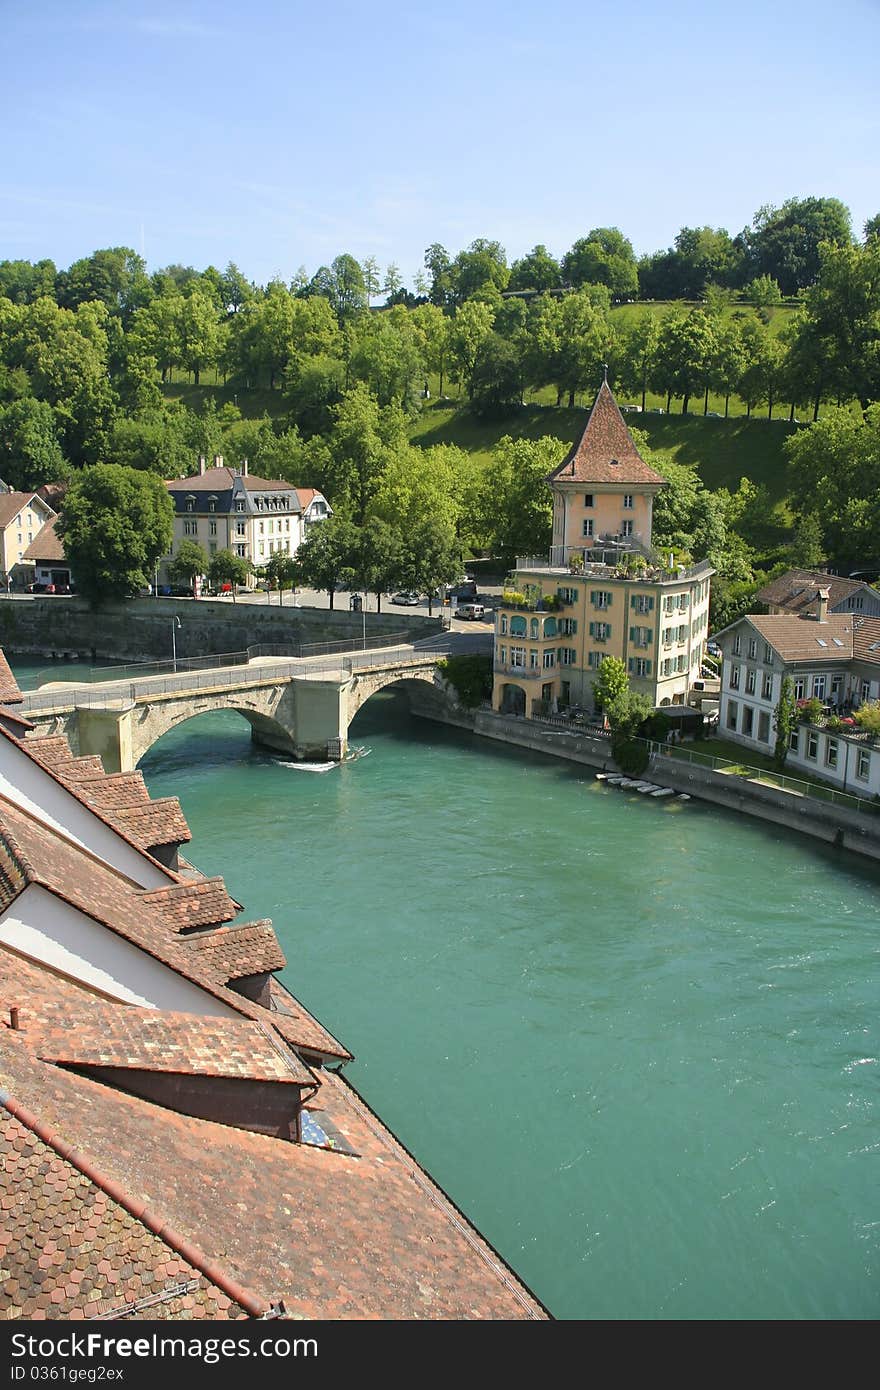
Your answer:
549,382 -> 666,486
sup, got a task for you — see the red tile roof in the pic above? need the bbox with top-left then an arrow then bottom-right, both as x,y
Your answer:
22,515 -> 65,563
0,1033 -> 546,1319
141,878 -> 238,932
852,616 -> 880,663
186,920 -> 287,981
756,568 -> 870,614
0,651 -> 23,705
744,614 -> 854,663
549,381 -> 667,487
267,977 -> 352,1062
165,467 -> 295,494
0,1104 -> 250,1320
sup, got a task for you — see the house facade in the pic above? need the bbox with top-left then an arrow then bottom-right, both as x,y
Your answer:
714,604 -> 880,792
0,491 -> 56,587
21,515 -> 73,590
162,456 -> 330,585
492,383 -> 713,718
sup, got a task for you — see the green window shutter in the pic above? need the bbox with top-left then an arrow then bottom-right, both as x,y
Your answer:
630,595 -> 636,609
590,590 -> 597,605
629,625 -> 636,641
628,658 -> 634,673
646,660 -> 651,675
648,596 -> 654,611
589,622 -> 595,637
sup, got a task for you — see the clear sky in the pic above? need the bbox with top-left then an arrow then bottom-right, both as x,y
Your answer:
2,0 -> 879,287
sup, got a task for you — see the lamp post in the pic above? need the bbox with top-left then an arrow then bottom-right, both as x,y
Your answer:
171,616 -> 181,673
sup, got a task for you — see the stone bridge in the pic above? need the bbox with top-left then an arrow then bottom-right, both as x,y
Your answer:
18,638 -> 490,772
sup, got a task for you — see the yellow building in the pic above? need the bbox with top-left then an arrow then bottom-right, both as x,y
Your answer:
492,383 -> 713,717
0,490 -> 57,587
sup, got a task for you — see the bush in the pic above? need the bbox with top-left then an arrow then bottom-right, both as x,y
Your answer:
613,737 -> 650,776
855,701 -> 880,736
798,696 -> 825,725
436,655 -> 493,708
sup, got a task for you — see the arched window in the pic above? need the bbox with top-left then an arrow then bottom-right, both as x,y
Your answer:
500,616 -> 508,634
510,615 -> 526,636
530,618 -> 539,638
543,618 -> 557,638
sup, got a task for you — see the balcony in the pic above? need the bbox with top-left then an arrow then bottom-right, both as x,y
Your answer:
494,663 -> 550,680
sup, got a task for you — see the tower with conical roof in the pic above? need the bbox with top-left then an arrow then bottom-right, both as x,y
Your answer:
547,381 -> 666,566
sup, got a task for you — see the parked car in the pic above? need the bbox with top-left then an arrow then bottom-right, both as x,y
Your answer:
454,602 -> 486,620
447,579 -> 478,601
391,591 -> 421,605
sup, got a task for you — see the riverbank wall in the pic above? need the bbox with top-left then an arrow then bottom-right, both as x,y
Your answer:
0,597 -> 441,664
416,706 -> 880,865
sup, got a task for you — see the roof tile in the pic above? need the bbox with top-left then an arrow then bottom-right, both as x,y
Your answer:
549,382 -> 666,487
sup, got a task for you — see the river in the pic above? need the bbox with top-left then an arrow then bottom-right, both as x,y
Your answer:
11,660 -> 880,1319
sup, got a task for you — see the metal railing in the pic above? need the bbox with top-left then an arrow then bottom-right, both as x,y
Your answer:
647,740 -> 879,815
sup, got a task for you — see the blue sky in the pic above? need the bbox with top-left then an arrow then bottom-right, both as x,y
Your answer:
2,0 -> 879,287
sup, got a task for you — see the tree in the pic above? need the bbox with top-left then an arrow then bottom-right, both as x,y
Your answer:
177,287 -> 223,385
797,239 -> 880,409
219,262 -> 253,315
452,239 -> 509,303
108,412 -> 193,477
773,675 -> 798,768
207,548 -> 251,601
788,513 -> 825,568
508,245 -> 562,294
561,228 -> 638,299
399,516 -> 459,615
168,539 -> 209,596
356,518 -> 405,612
57,464 -> 174,606
469,333 -> 523,417
293,513 -> 360,607
362,256 -> 381,307
424,243 -> 455,308
478,436 -> 562,563
743,275 -> 783,309
0,397 -> 69,491
447,299 -> 495,397
262,550 -> 298,603
785,404 -> 880,569
854,701 -> 880,735
383,263 -> 403,302
617,314 -> 660,413
742,197 -> 853,295
591,655 -> 629,712
654,311 -> 716,414
411,303 -> 450,396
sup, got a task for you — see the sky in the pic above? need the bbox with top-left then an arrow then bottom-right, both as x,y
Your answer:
2,0 -> 879,288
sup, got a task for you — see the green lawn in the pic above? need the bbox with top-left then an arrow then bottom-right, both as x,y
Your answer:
673,735 -> 873,805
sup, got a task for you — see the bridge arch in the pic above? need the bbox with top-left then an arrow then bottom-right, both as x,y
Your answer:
129,687 -> 296,768
344,664 -> 444,723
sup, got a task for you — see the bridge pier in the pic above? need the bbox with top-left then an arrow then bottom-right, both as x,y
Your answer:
77,705 -> 134,774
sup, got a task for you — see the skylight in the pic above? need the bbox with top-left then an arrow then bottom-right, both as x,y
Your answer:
832,638 -> 844,647
816,639 -> 828,647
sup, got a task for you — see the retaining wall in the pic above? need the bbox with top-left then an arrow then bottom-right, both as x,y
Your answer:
0,597 -> 441,664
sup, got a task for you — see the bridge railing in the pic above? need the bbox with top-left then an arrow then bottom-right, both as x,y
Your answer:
17,643 -> 457,713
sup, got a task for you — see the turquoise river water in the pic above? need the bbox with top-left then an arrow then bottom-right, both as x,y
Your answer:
12,660 -> 880,1319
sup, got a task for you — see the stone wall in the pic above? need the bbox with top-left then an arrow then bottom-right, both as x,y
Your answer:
0,596 -> 441,664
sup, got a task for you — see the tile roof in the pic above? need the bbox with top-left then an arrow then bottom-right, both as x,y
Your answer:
756,568 -> 868,613
744,614 -> 854,662
0,1034 -> 546,1320
852,617 -> 880,662
31,1008 -> 314,1087
22,516 -> 65,563
0,796 -> 350,1059
548,381 -> 667,487
0,706 -> 33,735
0,651 -> 23,705
0,1104 -> 249,1320
267,977 -> 352,1062
141,878 -> 238,932
165,467 -> 297,495
0,492 -> 46,530
18,732 -> 191,853
186,920 -> 287,981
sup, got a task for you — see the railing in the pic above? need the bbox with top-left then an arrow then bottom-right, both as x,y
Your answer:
646,740 -> 879,815
19,642 -> 460,714
493,664 -> 549,681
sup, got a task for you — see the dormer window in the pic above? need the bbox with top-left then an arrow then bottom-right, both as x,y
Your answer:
208,497 -> 217,512
186,497 -> 195,512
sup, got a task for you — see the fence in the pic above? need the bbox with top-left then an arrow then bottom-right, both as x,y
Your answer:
648,740 -> 879,816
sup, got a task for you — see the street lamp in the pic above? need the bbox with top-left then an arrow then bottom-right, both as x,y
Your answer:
171,616 -> 181,673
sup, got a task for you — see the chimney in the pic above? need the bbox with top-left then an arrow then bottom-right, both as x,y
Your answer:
213,454 -> 223,469
242,457 -> 248,477
9,1006 -> 20,1030
198,455 -> 206,476
816,586 -> 830,623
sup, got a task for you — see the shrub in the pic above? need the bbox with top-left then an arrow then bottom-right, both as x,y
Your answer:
798,696 -> 825,725
854,701 -> 880,736
436,655 -> 493,709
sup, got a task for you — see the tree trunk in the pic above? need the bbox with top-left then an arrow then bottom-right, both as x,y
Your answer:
767,393 -> 773,420
568,389 -> 575,408
439,359 -> 444,397
747,402 -> 752,418
789,402 -> 795,422
556,388 -> 563,407
724,393 -> 730,418
665,390 -> 672,413
375,590 -> 382,614
681,393 -> 690,415
194,367 -> 200,386
329,588 -> 335,610
703,386 -> 709,415
813,389 -> 821,421
640,382 -> 647,412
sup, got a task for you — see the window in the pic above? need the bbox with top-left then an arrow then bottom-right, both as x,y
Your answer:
748,638 -> 757,659
661,658 -> 672,676
812,675 -> 826,700
727,700 -> 738,730
729,664 -> 740,690
543,618 -> 557,638
235,521 -> 246,537
558,648 -> 576,666
762,672 -> 773,700
510,647 -> 525,668
510,615 -> 527,636
806,731 -> 818,760
530,617 -> 539,639
758,710 -> 770,743
582,519 -> 594,538
500,616 -> 508,635
746,669 -> 756,695
499,646 -> 507,664
557,587 -> 577,604
733,634 -> 742,656
629,625 -> 652,647
543,651 -> 556,669
825,738 -> 838,770
587,651 -> 605,669
764,643 -> 773,664
589,621 -> 611,641
677,624 -> 687,642
631,594 -> 654,614
857,749 -> 871,781
530,651 -> 539,669
235,500 -> 245,512
664,595 -> 676,614
584,494 -> 594,508
210,520 -> 217,536
742,706 -> 754,737
186,499 -> 194,512
789,727 -> 799,752
831,675 -> 843,697
628,657 -> 651,677
676,654 -> 687,672
621,520 -> 633,537
861,679 -> 871,702
209,542 -> 217,555
209,499 -> 216,512
590,590 -> 612,609
847,595 -> 864,611
561,618 -> 577,635
794,678 -> 805,699
623,494 -> 634,509
259,521 -> 264,534
234,544 -> 246,557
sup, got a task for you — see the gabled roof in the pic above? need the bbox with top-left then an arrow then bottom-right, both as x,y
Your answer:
186,919 -> 287,982
0,651 -> 23,705
22,515 -> 65,563
756,568 -> 872,614
0,491 -> 54,530
549,382 -> 666,487
852,617 -> 880,662
165,466 -> 297,495
728,614 -> 854,663
141,878 -> 239,932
